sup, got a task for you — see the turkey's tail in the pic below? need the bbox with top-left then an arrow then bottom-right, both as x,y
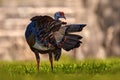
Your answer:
53,48 -> 61,61
61,24 -> 86,51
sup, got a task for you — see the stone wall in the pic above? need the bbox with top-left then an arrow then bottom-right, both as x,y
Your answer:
0,0 -> 119,60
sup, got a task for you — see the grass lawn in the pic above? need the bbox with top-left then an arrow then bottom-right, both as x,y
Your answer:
0,56 -> 120,80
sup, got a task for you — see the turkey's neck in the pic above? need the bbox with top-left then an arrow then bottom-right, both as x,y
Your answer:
54,16 -> 59,20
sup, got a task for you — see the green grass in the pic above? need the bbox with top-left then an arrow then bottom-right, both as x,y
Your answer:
0,57 -> 120,80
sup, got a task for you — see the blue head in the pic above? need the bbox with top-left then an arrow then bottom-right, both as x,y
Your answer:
54,11 -> 66,20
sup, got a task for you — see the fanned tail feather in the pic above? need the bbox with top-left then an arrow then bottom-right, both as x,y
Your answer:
65,34 -> 83,40
62,34 -> 82,51
61,24 -> 86,51
65,24 -> 86,33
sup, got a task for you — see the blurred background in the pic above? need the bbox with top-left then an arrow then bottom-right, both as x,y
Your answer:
0,0 -> 120,61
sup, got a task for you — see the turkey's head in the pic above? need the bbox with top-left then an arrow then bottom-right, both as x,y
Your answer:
54,11 -> 66,20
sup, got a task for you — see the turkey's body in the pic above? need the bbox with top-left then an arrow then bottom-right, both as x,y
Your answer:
25,15 -> 86,71
25,16 -> 60,52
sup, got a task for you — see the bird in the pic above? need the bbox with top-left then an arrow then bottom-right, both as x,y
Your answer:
25,11 -> 86,72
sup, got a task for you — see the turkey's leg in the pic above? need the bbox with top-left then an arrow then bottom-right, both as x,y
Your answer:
34,52 -> 40,72
49,52 -> 53,71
